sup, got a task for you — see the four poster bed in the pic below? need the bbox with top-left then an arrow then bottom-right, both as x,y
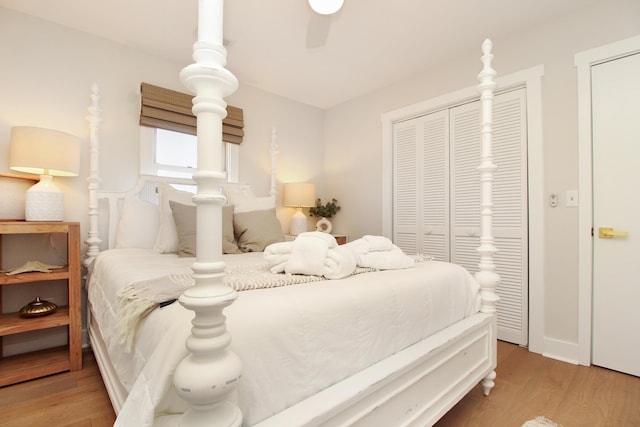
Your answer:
83,1 -> 499,426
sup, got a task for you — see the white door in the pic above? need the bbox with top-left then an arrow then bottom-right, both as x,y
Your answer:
591,52 -> 640,377
450,90 -> 529,346
392,89 -> 529,346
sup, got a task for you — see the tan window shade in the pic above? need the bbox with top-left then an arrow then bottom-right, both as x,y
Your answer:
140,82 -> 244,144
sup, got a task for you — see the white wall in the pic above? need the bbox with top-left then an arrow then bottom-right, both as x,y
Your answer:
324,0 -> 640,361
0,7 -> 324,353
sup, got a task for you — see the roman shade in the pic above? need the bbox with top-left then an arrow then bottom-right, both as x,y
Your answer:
140,82 -> 244,144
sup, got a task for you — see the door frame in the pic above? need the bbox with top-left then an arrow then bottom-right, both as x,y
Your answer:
381,65 -> 545,352
575,35 -> 640,366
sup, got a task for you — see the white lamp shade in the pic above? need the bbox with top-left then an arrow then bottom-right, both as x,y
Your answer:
308,0 -> 344,15
283,182 -> 316,208
9,126 -> 81,177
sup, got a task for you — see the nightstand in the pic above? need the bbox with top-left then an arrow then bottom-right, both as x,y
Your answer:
0,221 -> 82,386
284,234 -> 347,245
332,234 -> 347,245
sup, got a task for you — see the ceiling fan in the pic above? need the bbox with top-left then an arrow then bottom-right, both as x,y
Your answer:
306,0 -> 344,49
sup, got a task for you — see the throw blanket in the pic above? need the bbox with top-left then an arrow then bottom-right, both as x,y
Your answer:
265,232 -> 415,278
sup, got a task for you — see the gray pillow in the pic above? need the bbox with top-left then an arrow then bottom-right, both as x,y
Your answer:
233,209 -> 285,252
169,201 -> 242,256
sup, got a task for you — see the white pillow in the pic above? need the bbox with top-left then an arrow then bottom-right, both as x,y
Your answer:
154,183 -> 195,253
114,196 -> 160,249
222,184 -> 254,202
225,192 -> 275,213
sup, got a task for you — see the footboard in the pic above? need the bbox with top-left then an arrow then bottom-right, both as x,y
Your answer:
254,313 -> 496,427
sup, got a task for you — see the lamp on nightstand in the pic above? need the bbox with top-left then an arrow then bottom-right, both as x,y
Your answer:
284,182 -> 316,236
9,126 -> 80,221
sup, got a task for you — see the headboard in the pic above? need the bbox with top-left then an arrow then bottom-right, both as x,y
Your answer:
94,175 -> 253,252
83,84 -> 277,268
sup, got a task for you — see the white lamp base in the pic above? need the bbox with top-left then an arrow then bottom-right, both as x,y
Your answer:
289,208 -> 308,236
25,175 -> 64,221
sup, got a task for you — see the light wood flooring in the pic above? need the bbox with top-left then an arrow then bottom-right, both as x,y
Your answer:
435,341 -> 640,427
0,349 -> 115,427
1,342 -> 639,426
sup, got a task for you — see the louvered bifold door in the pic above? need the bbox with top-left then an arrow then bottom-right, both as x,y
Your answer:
450,89 -> 529,345
393,111 -> 449,260
393,118 -> 420,253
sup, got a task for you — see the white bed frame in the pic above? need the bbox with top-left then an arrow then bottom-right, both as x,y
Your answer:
84,1 -> 499,425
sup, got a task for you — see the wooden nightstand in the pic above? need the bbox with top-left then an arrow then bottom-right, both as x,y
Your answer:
285,234 -> 347,245
0,221 -> 82,386
332,234 -> 347,245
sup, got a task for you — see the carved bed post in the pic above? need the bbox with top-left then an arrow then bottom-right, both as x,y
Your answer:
476,39 -> 500,314
172,0 -> 242,426
476,38 -> 500,396
84,83 -> 102,269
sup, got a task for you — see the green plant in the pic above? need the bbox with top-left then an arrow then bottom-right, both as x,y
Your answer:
309,198 -> 340,219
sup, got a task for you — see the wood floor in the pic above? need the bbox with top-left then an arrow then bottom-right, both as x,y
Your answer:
435,341 -> 640,427
1,342 -> 639,426
0,349 -> 116,427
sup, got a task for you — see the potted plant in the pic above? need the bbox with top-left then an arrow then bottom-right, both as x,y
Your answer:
309,198 -> 340,233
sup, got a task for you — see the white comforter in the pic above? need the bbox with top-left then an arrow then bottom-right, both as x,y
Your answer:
87,248 -> 480,426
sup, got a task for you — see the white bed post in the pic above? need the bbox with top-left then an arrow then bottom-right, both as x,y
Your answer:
476,39 -> 500,396
84,83 -> 102,270
171,0 -> 242,426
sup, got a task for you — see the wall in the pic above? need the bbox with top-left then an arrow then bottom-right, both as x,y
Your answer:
324,0 -> 640,361
0,7 -> 324,353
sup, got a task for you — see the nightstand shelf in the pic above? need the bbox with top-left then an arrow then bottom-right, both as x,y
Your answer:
0,266 -> 71,285
0,306 -> 71,336
0,345 -> 71,386
0,221 -> 82,387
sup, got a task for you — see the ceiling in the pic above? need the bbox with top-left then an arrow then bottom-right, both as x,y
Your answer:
1,0 -> 599,109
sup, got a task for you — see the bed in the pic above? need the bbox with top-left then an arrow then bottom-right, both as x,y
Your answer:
83,2 -> 499,426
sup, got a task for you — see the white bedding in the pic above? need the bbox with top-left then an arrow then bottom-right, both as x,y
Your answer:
87,248 -> 480,426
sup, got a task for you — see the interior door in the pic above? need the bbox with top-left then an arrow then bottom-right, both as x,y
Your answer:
591,52 -> 640,377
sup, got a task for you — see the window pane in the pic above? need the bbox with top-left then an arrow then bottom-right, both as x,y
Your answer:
156,129 -> 197,168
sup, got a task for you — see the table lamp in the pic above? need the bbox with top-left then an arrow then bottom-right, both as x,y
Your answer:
284,182 -> 316,236
9,126 -> 81,221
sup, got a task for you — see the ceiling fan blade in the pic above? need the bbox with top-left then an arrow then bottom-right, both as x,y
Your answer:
306,13 -> 331,49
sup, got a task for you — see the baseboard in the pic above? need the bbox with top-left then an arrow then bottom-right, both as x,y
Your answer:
82,328 -> 89,348
542,336 -> 581,365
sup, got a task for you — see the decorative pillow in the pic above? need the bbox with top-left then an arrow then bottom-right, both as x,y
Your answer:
154,184 -> 194,253
233,208 -> 285,252
114,196 -> 160,249
170,201 -> 242,256
225,192 -> 276,213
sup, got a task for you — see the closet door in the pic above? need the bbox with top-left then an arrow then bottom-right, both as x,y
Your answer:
392,89 -> 529,345
393,110 -> 449,260
450,89 -> 529,345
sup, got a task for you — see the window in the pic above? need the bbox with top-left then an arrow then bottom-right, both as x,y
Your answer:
138,82 -> 243,182
140,126 -> 239,181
